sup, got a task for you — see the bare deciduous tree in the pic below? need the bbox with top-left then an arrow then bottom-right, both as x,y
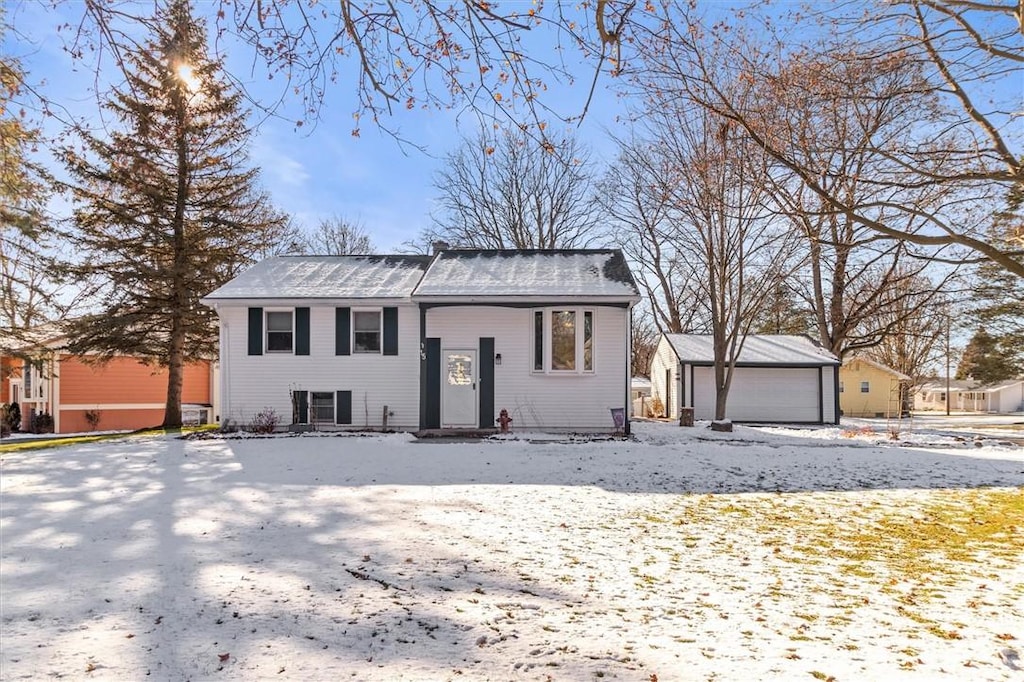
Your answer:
867,276 -> 954,392
0,54 -> 58,347
643,93 -> 800,420
622,1 -> 1023,277
426,127 -> 601,249
300,216 -> 374,255
59,1 -> 631,143
630,308 -> 658,378
600,137 -> 701,335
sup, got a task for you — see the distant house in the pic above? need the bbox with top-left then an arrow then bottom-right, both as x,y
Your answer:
631,376 -> 652,417
649,334 -> 841,424
839,356 -> 912,418
916,378 -> 1024,414
201,249 -> 641,433
1,330 -> 217,434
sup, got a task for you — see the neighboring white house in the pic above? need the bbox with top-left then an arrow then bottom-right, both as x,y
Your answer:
650,334 -> 841,424
631,376 -> 652,417
201,249 -> 641,433
915,378 -> 1024,414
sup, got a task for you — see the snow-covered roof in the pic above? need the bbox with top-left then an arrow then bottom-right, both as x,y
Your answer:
1,322 -> 68,353
202,255 -> 433,301
664,334 -> 839,366
202,250 -> 641,304
842,356 -> 912,381
918,377 -> 1024,393
412,250 -> 640,301
626,372 -> 651,387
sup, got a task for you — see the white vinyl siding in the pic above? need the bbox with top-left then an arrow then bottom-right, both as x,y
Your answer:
216,303 -> 420,429
649,336 -> 680,418
427,306 -> 629,430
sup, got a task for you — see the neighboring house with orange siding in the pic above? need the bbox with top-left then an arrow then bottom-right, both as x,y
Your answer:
1,330 -> 218,434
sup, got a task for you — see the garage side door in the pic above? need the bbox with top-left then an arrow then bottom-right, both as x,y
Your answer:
692,367 -> 820,422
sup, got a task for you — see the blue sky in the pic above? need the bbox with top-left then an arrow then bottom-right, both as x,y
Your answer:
6,1 -> 625,252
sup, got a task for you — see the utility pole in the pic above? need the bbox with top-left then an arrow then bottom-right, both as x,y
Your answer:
945,311 -> 951,417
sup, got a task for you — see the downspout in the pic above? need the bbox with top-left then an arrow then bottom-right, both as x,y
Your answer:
676,365 -> 683,420
52,355 -> 61,434
690,364 -> 696,412
817,366 -> 824,424
833,365 -> 841,425
220,308 -> 229,426
625,303 -> 633,436
418,304 -> 427,431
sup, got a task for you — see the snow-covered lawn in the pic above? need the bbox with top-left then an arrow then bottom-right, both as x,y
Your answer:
2,422 -> 1022,681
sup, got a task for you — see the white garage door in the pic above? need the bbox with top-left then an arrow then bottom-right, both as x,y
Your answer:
692,367 -> 821,422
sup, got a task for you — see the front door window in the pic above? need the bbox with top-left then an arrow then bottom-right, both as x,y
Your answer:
442,350 -> 476,427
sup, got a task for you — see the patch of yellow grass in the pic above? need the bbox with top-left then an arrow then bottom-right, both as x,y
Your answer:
0,424 -> 216,453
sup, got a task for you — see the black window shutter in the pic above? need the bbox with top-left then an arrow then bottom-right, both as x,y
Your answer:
335,307 -> 351,356
295,307 -> 310,355
422,338 -> 441,429
294,390 -> 308,424
248,308 -> 263,355
383,307 -> 399,356
479,337 -> 495,429
336,390 -> 352,425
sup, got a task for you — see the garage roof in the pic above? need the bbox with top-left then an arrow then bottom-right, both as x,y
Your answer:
665,334 -> 840,366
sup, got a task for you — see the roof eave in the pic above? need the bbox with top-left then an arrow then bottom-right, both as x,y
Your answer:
411,294 -> 641,304
200,296 -> 416,308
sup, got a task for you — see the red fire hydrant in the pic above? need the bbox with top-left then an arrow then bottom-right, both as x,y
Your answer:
496,408 -> 513,433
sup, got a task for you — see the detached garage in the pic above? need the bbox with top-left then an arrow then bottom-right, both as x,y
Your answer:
650,334 -> 840,424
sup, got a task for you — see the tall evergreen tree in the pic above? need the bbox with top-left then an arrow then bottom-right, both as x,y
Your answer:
59,0 -> 288,427
956,328 -> 1022,385
966,223 -> 1024,373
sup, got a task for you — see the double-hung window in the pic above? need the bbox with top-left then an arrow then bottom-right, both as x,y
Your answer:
353,311 -> 381,353
266,311 -> 294,352
23,361 -> 32,399
860,381 -> 870,393
533,309 -> 594,374
311,392 -> 335,424
21,360 -> 46,401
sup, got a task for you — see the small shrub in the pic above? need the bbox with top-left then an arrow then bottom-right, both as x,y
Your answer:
219,418 -> 239,434
2,402 -> 21,432
651,396 -> 666,418
84,409 -> 102,431
248,407 -> 280,434
0,405 -> 10,438
31,412 -> 54,434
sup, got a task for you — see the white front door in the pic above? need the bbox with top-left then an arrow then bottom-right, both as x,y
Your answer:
442,349 -> 477,427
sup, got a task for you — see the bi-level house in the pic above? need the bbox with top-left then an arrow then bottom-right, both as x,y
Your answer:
200,248 -> 640,433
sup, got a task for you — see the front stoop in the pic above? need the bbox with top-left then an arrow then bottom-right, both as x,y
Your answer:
415,428 -> 500,439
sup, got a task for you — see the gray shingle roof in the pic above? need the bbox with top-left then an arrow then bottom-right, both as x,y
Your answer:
664,334 -> 839,366
203,250 -> 641,303
202,255 -> 432,300
412,250 -> 640,299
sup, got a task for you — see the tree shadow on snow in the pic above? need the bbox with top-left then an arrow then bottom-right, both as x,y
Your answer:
0,435 -> 578,680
